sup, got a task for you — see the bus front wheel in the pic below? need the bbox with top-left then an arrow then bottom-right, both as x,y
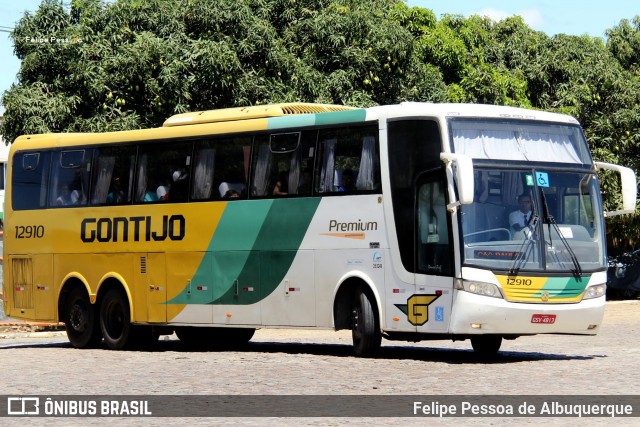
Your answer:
470,335 -> 502,356
64,287 -> 102,348
351,287 -> 381,357
100,289 -> 132,350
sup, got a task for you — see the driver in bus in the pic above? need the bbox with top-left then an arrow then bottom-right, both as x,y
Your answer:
509,193 -> 533,237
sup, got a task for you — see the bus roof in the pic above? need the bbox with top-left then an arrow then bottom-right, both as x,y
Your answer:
10,102 -> 581,150
371,102 -> 581,125
163,103 -> 357,127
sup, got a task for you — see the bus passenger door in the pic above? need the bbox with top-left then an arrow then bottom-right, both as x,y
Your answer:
413,172 -> 454,332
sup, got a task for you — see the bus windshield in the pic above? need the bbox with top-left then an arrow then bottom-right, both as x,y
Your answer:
460,167 -> 606,273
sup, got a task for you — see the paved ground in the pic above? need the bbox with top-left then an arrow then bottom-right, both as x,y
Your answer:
0,300 -> 638,426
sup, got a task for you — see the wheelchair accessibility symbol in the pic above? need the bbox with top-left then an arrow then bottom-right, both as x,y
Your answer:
536,172 -> 549,187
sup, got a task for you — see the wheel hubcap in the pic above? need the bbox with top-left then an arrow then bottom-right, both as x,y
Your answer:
70,302 -> 87,332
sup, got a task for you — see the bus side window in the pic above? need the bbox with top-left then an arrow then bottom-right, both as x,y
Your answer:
250,131 -> 316,198
192,136 -> 250,201
316,125 -> 380,194
137,141 -> 192,203
49,150 -> 87,207
12,151 -> 52,210
91,146 -> 136,205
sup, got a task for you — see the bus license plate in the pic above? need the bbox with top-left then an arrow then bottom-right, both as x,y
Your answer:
531,314 -> 556,324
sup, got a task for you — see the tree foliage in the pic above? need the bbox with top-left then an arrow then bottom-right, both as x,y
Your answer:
3,0 -> 640,249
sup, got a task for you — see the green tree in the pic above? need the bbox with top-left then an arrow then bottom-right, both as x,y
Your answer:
2,0 -> 427,142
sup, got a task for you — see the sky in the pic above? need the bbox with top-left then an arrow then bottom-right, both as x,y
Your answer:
0,0 -> 639,114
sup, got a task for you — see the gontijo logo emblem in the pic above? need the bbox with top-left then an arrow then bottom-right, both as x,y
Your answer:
395,294 -> 440,326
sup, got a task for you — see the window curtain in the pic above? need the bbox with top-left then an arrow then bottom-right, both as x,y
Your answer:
517,131 -> 581,163
192,148 -> 216,199
125,155 -> 135,202
92,156 -> 115,203
452,129 -> 517,160
356,136 -> 377,190
501,171 -> 524,206
78,160 -> 90,205
319,138 -> 336,192
252,144 -> 272,196
135,154 -> 148,202
288,148 -> 301,195
453,127 -> 582,163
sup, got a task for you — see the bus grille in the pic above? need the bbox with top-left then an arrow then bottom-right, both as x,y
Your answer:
497,275 -> 587,303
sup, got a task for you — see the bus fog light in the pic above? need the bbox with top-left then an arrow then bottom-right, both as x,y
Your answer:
582,284 -> 606,300
462,281 -> 503,299
471,323 -> 482,329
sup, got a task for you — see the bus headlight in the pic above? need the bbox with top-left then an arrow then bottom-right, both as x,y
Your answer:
461,281 -> 503,299
582,284 -> 606,300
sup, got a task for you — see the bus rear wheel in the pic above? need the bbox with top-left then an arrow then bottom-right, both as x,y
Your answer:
64,287 -> 102,348
471,335 -> 502,356
100,289 -> 132,350
351,287 -> 381,357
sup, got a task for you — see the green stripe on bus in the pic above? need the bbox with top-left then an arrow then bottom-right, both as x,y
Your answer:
538,276 -> 589,298
268,115 -> 316,129
167,200 -> 273,305
267,109 -> 366,130
314,109 -> 366,126
212,197 -> 321,305
167,198 -> 321,306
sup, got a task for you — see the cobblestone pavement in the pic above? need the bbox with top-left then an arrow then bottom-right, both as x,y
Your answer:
0,301 -> 638,427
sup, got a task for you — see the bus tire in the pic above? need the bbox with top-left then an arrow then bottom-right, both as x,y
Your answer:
63,287 -> 102,348
351,287 -> 381,357
471,335 -> 502,356
176,327 -> 218,349
218,328 -> 255,346
100,288 -> 132,350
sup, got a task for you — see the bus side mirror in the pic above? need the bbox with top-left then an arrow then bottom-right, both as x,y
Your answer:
594,161 -> 637,216
440,153 -> 474,207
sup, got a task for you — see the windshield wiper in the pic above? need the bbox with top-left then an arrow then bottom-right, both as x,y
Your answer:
540,189 -> 582,277
508,213 -> 540,276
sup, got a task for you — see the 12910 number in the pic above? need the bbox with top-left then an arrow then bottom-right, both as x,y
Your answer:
15,225 -> 45,239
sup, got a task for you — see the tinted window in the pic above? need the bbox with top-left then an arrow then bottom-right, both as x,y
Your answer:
50,150 -> 90,207
315,124 -> 380,194
136,141 -> 192,203
91,146 -> 136,205
12,151 -> 52,210
192,136 -> 251,201
251,130 -> 317,198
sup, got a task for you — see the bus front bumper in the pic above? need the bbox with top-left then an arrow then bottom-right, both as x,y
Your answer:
448,290 -> 605,336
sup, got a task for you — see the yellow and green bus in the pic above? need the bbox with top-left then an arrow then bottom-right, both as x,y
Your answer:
3,102 -> 636,355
